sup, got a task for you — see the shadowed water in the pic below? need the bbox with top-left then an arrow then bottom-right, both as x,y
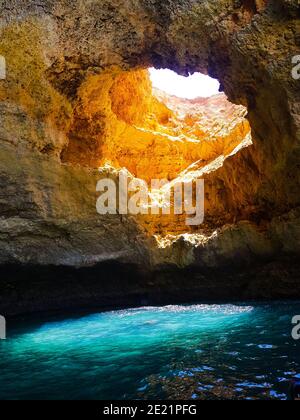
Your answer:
0,302 -> 299,400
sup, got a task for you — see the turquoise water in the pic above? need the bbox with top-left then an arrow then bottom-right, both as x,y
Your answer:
0,302 -> 299,400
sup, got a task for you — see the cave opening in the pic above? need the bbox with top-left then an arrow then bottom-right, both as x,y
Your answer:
62,67 -> 251,180
149,68 -> 221,99
61,66 -> 252,238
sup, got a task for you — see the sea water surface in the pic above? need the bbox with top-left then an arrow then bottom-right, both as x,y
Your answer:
0,302 -> 299,400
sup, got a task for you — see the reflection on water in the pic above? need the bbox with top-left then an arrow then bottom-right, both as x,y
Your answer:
0,302 -> 299,400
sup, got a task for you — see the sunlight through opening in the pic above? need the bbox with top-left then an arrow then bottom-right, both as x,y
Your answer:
149,68 -> 220,99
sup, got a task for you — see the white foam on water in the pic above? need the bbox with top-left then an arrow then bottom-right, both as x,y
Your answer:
115,304 -> 254,317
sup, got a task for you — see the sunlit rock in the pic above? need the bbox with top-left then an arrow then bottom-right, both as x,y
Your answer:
0,0 -> 299,313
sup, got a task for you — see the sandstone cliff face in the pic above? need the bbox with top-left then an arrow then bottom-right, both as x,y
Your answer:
0,0 -> 300,307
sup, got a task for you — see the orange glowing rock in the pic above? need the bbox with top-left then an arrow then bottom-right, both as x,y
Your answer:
62,68 -> 251,183
62,67 -> 252,237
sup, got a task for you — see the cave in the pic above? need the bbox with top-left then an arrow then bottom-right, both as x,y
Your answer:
0,0 -> 299,314
61,66 -> 252,237
0,0 -> 300,403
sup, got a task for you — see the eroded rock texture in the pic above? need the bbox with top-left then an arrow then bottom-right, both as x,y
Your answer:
0,0 -> 300,313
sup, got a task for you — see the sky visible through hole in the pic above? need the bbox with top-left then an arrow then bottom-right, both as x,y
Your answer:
149,68 -> 220,99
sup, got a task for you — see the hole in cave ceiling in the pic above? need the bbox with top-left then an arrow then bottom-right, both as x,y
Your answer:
60,67 -> 252,236
61,67 -> 251,184
149,68 -> 221,99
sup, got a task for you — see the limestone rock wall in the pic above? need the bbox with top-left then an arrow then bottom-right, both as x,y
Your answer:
0,0 -> 299,275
